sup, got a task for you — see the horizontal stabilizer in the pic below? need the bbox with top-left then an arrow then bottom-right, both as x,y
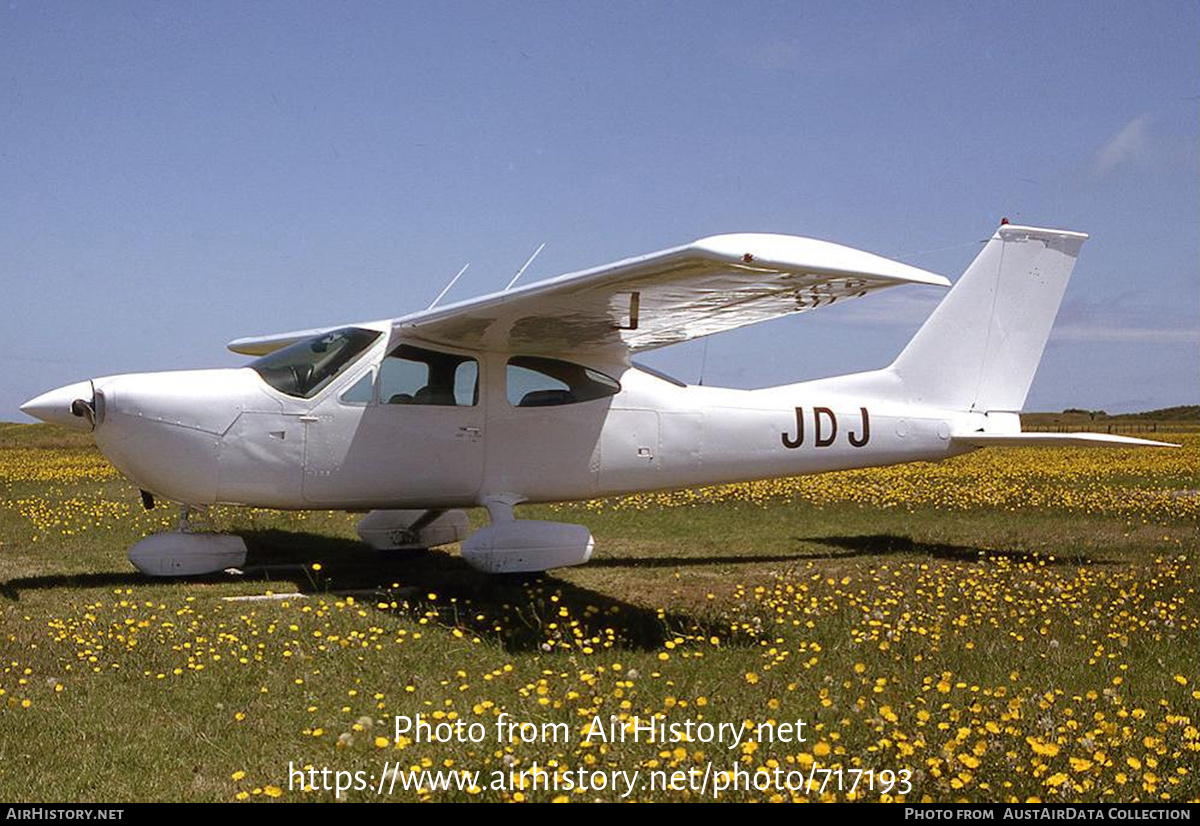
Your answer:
952,433 -> 1178,449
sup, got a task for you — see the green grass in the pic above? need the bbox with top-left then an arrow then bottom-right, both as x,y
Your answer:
0,424 -> 1196,803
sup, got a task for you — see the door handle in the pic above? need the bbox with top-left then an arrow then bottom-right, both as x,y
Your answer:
298,415 -> 319,423
458,426 -> 482,436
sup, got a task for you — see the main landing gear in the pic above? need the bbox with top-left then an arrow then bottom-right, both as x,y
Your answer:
356,508 -> 472,552
124,501 -> 594,577
358,500 -> 594,574
458,497 -> 593,574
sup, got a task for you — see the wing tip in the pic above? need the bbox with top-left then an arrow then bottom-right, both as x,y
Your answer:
689,232 -> 951,288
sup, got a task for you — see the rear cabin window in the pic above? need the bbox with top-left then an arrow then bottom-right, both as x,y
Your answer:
506,356 -> 621,407
249,327 -> 381,399
379,344 -> 478,406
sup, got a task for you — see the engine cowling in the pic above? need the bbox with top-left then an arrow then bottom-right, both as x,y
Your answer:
356,509 -> 471,550
461,520 -> 594,574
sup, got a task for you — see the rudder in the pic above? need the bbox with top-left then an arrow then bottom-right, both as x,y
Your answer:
889,224 -> 1088,413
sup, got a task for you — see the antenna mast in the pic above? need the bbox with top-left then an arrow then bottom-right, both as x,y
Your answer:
505,242 -> 546,291
427,263 -> 470,310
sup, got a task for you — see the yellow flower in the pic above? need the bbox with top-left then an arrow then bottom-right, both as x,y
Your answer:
1026,737 -> 1060,757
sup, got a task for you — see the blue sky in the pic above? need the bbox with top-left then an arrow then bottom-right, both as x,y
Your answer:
2,1 -> 1197,418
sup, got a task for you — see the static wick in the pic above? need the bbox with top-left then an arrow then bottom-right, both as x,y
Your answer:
428,263 -> 471,310
505,242 -> 546,291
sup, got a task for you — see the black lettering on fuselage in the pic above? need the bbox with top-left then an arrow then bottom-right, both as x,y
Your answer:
848,406 -> 870,447
782,406 -> 872,449
782,406 -> 804,449
814,407 -> 837,447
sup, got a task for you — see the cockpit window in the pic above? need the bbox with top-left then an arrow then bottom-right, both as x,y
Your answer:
249,327 -> 381,399
379,344 -> 478,406
506,356 -> 621,407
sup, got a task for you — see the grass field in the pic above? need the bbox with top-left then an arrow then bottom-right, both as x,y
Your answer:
0,422 -> 1196,802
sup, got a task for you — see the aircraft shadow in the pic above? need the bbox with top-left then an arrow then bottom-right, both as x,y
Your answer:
589,534 -> 1107,568
0,571 -> 160,600
4,531 -> 1096,649
797,534 -> 1108,566
1,528 -> 728,653
587,552 -> 819,569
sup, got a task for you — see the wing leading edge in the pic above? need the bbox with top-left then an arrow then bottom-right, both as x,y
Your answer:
229,233 -> 948,358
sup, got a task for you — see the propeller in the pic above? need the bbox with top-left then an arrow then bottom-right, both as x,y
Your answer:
68,381 -> 100,430
70,397 -> 95,428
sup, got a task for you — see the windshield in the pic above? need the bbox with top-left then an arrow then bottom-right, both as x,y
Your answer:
250,327 -> 381,398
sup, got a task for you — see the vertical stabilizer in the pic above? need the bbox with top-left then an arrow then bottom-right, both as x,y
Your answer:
890,224 -> 1087,412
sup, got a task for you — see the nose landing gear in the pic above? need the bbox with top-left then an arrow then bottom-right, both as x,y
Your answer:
127,504 -> 248,576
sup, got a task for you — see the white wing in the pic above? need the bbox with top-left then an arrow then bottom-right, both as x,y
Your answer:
229,233 -> 948,357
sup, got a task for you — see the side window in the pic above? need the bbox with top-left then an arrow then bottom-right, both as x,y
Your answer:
506,356 -> 621,407
379,344 -> 478,406
340,371 -> 374,405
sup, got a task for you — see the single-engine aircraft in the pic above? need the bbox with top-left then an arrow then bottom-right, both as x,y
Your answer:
21,223 -> 1173,576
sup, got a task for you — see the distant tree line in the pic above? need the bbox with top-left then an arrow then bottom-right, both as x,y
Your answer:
1057,405 -> 1198,422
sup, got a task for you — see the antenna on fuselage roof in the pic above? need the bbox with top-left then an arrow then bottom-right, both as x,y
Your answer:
427,263 -> 471,310
505,242 -> 546,291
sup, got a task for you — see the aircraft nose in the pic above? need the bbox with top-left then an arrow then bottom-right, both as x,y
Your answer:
19,380 -> 97,431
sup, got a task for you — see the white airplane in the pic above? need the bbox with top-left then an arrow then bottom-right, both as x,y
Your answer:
21,222 -> 1172,577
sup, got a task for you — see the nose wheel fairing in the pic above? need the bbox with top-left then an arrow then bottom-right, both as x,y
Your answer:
129,532 -> 248,576
128,506 -> 247,576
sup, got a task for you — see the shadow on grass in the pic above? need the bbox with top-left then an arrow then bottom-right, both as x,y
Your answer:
587,534 -> 1107,568
799,534 -> 1108,566
588,552 -> 819,569
0,571 -> 167,599
2,528 -> 730,653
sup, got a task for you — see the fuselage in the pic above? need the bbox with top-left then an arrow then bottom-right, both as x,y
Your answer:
22,325 -> 978,511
